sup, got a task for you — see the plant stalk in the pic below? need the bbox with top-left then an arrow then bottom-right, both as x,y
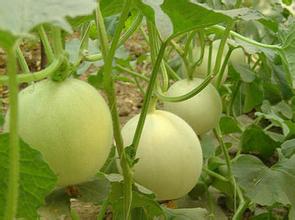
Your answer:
4,48 -> 20,220
96,1 -> 133,219
16,47 -> 30,73
38,25 -> 54,63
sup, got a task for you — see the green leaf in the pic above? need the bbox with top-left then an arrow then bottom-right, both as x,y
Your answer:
281,139 -> 295,158
163,207 -> 208,220
38,188 -> 71,220
136,0 -> 231,40
271,63 -> 293,100
282,0 -> 292,6
77,174 -> 110,204
101,0 -> 124,17
88,70 -> 104,89
199,132 -> 217,160
255,111 -> 290,136
231,63 -> 256,83
0,133 -> 57,219
219,116 -> 242,134
0,0 -> 97,38
278,21 -> 295,82
103,173 -> 163,219
240,125 -> 280,158
220,7 -> 264,21
233,154 -> 295,219
243,81 -> 263,113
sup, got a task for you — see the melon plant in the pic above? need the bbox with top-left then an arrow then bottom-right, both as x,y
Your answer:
4,78 -> 113,186
163,78 -> 222,135
119,110 -> 203,201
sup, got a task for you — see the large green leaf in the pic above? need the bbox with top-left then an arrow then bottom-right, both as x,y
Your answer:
233,154 -> 295,219
0,133 -> 57,219
136,0 -> 231,40
101,0 -> 124,17
0,0 -> 97,47
240,125 -> 280,158
278,21 -> 295,82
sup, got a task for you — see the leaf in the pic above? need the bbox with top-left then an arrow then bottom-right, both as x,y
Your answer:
231,63 -> 256,83
219,116 -> 242,134
255,111 -> 290,137
281,139 -> 295,158
0,0 -> 97,47
136,0 -> 231,40
163,207 -> 208,220
271,63 -> 293,100
101,0 -> 124,17
88,70 -> 104,89
38,188 -> 71,220
278,21 -> 295,82
233,154 -> 295,219
0,133 -> 57,219
240,125 -> 280,158
219,7 -> 264,21
243,81 -> 263,113
77,175 -> 110,204
199,134 -> 217,160
273,101 -> 293,120
102,173 -> 163,219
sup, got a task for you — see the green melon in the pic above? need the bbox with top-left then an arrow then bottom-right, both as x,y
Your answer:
5,78 -> 113,186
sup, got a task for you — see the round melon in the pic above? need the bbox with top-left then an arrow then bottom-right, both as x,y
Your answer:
5,78 -> 113,186
163,78 -> 222,135
119,110 -> 203,201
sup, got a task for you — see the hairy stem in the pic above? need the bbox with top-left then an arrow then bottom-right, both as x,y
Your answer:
16,47 -> 30,73
38,25 -> 54,63
96,1 -> 133,219
0,57 -> 63,85
4,48 -> 20,220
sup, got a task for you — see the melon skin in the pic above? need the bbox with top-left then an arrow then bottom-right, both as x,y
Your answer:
163,78 -> 222,135
5,78 -> 113,186
120,110 -> 203,201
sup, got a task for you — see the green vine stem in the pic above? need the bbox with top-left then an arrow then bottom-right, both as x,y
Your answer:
210,25 -> 281,50
170,39 -> 190,79
51,26 -> 64,56
82,53 -> 103,62
164,60 -> 181,80
95,3 -> 109,59
16,47 -> 30,73
131,41 -> 168,152
216,47 -> 233,88
203,167 -> 229,182
189,31 -> 205,77
156,73 -> 214,102
213,126 -> 246,218
4,48 -> 20,220
95,1 -> 133,219
73,21 -> 92,68
147,21 -> 169,92
97,197 -> 109,220
213,22 -> 234,76
38,25 -> 54,63
118,11 -> 143,47
184,31 -> 197,59
207,42 -> 213,75
232,186 -> 248,220
116,64 -> 149,82
0,57 -> 64,85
